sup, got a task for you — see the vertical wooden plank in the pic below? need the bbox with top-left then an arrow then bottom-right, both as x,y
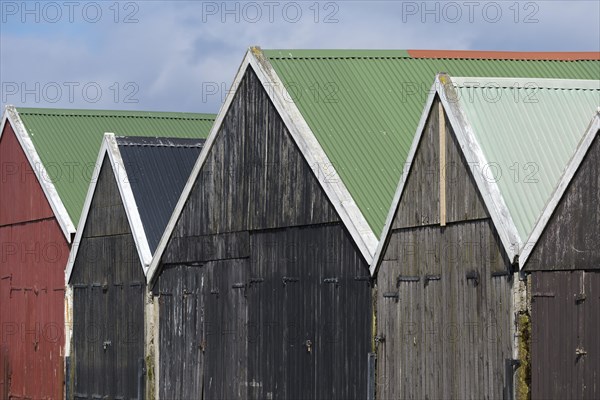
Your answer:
71,160 -> 145,398
439,101 -> 447,227
582,271 -> 600,400
380,222 -> 512,399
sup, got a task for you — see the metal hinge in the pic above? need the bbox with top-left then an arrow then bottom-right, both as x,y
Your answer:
383,292 -> 399,302
397,275 -> 420,285
575,293 -> 586,303
282,277 -> 299,285
72,284 -> 88,289
532,292 -> 555,298
323,277 -> 339,287
466,270 -> 480,287
424,274 -> 441,286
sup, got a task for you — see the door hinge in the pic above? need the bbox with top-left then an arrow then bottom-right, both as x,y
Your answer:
466,270 -> 480,287
383,292 -> 399,302
397,275 -> 420,284
282,277 -> 299,285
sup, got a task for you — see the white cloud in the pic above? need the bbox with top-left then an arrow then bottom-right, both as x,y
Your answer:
1,1 -> 598,113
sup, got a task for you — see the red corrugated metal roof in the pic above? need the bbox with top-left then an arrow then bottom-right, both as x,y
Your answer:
407,49 -> 600,60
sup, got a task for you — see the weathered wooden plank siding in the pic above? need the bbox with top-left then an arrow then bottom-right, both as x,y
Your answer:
70,157 -> 145,399
156,265 -> 206,399
247,225 -> 371,400
393,98 -> 487,230
528,133 -> 600,400
530,271 -> 600,400
582,272 -> 600,399
0,122 -> 67,399
0,122 -> 55,225
377,99 -> 512,399
527,135 -> 600,271
378,221 -> 512,399
166,68 -> 339,243
156,67 -> 371,399
203,259 -> 249,399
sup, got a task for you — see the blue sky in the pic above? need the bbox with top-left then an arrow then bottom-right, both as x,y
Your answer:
1,1 -> 599,113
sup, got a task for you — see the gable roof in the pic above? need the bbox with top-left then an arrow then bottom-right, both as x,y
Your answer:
148,48 -> 600,279
115,136 -> 205,252
373,75 -> 600,274
66,134 -> 204,282
1,106 -> 215,242
264,49 -> 600,238
520,112 -> 600,269
1,107 -> 75,240
451,77 -> 600,241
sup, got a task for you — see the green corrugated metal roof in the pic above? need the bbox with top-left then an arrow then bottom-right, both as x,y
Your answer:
453,78 -> 600,241
264,49 -> 600,237
16,108 -> 215,225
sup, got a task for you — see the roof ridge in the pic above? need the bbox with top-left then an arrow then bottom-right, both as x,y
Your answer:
452,77 -> 600,91
17,112 -> 215,121
115,136 -> 206,148
264,49 -> 600,61
117,143 -> 205,147
14,107 -> 216,120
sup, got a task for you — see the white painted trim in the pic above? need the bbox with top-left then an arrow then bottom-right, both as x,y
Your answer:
147,50 -> 254,284
148,47 -> 379,283
438,74 -> 522,262
452,77 -> 600,90
105,134 -> 153,271
65,133 -> 152,283
370,84 -> 438,276
249,48 -> 378,263
520,113 -> 600,270
1,106 -> 76,241
371,74 -> 524,277
65,137 -> 107,283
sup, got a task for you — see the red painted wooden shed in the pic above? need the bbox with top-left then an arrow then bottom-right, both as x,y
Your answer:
0,109 -> 72,399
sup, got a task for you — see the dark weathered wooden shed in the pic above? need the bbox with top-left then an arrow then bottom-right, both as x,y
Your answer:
372,75 -> 600,399
146,50 -> 600,399
0,107 -> 215,398
521,112 -> 600,400
65,134 -> 205,398
148,49 -> 376,399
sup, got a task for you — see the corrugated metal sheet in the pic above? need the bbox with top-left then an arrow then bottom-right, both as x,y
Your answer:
115,136 -> 205,252
454,78 -> 600,241
264,49 -> 600,237
15,108 -> 215,225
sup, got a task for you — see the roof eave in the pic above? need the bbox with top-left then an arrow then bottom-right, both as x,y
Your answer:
370,82 -> 439,276
147,49 -> 257,285
148,47 -> 379,284
65,133 -> 153,283
250,47 -> 378,262
1,106 -> 76,242
437,73 -> 522,263
519,112 -> 600,270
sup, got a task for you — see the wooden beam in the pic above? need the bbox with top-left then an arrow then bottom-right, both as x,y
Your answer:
439,101 -> 447,227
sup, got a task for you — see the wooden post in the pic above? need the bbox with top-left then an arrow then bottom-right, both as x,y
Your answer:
439,101 -> 447,226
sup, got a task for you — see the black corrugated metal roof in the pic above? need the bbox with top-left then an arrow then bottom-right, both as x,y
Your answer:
116,136 -> 204,253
